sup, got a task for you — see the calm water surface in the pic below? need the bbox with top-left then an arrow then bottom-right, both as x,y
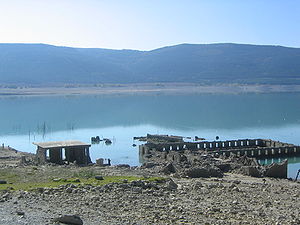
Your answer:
0,93 -> 300,178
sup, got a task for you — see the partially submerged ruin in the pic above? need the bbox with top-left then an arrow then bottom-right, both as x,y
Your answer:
139,135 -> 299,179
33,140 -> 92,165
140,138 -> 300,158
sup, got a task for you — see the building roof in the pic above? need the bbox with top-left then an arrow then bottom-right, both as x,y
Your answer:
33,140 -> 91,149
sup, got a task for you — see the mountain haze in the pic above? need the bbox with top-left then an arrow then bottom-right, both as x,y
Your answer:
0,43 -> 300,85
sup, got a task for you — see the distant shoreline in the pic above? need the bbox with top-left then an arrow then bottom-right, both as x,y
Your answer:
1,83 -> 300,96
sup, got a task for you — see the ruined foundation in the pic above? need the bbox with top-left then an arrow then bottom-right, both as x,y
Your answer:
139,138 -> 300,158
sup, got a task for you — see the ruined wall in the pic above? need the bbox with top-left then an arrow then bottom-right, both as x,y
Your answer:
214,146 -> 300,158
36,147 -> 47,164
139,139 -> 300,159
143,139 -> 269,152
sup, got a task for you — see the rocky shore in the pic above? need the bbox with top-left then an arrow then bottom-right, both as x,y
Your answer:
0,165 -> 299,224
0,146 -> 300,224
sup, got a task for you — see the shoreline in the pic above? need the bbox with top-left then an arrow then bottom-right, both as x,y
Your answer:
0,163 -> 300,224
1,137 -> 300,224
1,84 -> 300,96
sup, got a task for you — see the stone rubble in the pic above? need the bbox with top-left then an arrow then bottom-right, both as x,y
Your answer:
1,170 -> 300,225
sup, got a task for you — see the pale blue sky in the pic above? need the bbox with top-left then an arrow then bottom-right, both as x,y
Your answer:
0,0 -> 299,50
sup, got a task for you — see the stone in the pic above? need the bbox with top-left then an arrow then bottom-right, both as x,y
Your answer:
95,176 -> 104,180
232,180 -> 241,185
116,164 -> 130,168
232,186 -> 240,192
53,215 -> 83,225
208,167 -> 224,178
161,163 -> 177,174
66,188 -> 73,193
216,163 -> 232,172
241,166 -> 261,177
192,181 -> 203,190
142,162 -> 157,168
185,167 -> 209,178
16,211 -> 25,216
237,155 -> 260,167
206,183 -> 218,189
185,167 -> 223,178
2,193 -> 10,199
36,187 -> 44,193
265,160 -> 288,178
166,179 -> 178,190
96,158 -> 104,166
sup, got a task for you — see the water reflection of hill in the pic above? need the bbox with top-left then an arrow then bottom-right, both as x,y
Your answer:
0,93 -> 300,135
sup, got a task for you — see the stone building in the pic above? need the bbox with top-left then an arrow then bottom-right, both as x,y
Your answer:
33,140 -> 91,165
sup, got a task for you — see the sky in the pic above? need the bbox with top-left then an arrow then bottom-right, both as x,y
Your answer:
0,0 -> 299,50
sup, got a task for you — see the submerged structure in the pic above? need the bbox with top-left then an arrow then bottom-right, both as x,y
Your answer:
140,138 -> 300,158
33,140 -> 91,165
139,136 -> 295,179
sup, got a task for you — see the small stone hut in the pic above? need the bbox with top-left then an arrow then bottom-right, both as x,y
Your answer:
33,140 -> 91,165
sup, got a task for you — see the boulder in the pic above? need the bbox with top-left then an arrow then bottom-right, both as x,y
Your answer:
184,167 -> 223,178
241,166 -> 262,177
161,163 -> 177,174
53,215 -> 83,225
207,167 -> 224,178
115,164 -> 130,168
216,163 -> 232,172
95,176 -> 104,180
142,162 -> 157,168
265,160 -> 288,178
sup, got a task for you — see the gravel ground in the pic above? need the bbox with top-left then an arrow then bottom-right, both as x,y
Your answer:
1,170 -> 300,225
0,147 -> 299,224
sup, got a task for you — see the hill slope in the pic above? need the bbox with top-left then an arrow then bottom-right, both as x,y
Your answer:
0,43 -> 300,85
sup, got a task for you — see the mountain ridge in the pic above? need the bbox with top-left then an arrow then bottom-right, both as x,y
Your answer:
0,43 -> 300,85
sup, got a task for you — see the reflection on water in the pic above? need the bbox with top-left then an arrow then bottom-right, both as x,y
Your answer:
1,92 -> 300,135
0,93 -> 300,178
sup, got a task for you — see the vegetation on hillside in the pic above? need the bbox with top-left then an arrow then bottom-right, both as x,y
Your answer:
1,43 -> 300,85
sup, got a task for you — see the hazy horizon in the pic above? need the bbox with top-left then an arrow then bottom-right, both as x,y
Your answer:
0,0 -> 299,50
1,42 -> 300,51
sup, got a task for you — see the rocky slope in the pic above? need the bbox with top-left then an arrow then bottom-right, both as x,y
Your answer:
0,165 -> 300,225
0,146 -> 299,224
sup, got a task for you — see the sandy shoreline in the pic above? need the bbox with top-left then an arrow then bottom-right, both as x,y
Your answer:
1,84 -> 300,96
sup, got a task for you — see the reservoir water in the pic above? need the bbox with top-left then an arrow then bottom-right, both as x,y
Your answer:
0,92 -> 300,179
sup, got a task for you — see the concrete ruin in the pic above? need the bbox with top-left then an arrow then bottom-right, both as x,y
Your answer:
33,140 -> 92,165
140,138 -> 300,158
139,137 -> 299,179
134,134 -> 184,143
